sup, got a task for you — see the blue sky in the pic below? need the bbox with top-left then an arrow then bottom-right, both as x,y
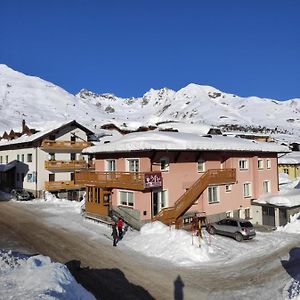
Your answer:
0,0 -> 299,100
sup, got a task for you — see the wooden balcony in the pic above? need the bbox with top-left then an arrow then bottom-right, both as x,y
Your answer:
75,171 -> 163,191
45,160 -> 88,171
41,140 -> 92,153
44,180 -> 84,191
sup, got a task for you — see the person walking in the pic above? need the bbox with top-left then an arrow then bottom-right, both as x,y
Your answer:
117,217 -> 123,240
111,223 -> 118,247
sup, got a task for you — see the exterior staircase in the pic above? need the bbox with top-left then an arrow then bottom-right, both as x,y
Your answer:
153,168 -> 236,226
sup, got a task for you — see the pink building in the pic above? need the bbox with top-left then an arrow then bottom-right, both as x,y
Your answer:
79,131 -> 288,227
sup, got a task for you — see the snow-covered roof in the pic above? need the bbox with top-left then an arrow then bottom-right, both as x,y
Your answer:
278,151 -> 300,165
83,130 -> 290,154
254,189 -> 300,208
157,122 -> 212,135
0,120 -> 93,148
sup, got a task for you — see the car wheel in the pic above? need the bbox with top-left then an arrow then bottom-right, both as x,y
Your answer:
234,232 -> 243,242
208,226 -> 216,235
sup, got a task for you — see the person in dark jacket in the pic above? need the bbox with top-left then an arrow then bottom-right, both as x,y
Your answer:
117,217 -> 123,240
111,223 -> 118,247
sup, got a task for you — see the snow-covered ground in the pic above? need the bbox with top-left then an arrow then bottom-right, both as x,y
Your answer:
0,188 -> 299,299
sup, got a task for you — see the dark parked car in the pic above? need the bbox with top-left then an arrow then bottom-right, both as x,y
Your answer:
11,189 -> 35,201
207,218 -> 256,242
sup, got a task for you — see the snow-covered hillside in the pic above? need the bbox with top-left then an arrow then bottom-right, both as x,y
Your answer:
0,64 -> 299,138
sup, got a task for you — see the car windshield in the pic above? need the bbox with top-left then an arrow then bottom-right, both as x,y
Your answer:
240,221 -> 253,228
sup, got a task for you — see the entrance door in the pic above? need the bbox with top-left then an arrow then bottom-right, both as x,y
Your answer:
153,191 -> 159,216
152,190 -> 167,216
262,206 -> 275,226
279,208 -> 287,226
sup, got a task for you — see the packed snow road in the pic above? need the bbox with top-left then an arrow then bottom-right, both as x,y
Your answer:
0,200 -> 299,300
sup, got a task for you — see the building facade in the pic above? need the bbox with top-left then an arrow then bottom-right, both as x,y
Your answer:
0,120 -> 93,199
76,131 -> 288,227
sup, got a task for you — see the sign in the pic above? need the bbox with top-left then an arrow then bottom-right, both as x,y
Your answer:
144,172 -> 162,189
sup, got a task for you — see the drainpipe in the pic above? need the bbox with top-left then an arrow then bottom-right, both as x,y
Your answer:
35,147 -> 38,197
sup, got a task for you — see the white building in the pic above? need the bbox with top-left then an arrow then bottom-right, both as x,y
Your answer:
0,120 -> 94,199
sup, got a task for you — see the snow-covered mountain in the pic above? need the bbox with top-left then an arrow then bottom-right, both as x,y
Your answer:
0,64 -> 299,139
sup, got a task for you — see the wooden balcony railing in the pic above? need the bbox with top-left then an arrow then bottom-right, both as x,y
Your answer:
41,140 -> 91,152
45,160 -> 88,171
75,171 -> 162,191
44,180 -> 84,191
154,168 -> 236,225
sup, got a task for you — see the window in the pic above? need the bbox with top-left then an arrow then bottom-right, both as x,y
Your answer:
266,159 -> 271,169
49,174 -> 55,182
70,153 -> 76,161
119,191 -> 134,207
198,158 -> 205,172
106,160 -> 116,172
245,208 -> 251,219
17,154 -> 20,161
21,154 -> 24,163
239,159 -> 248,170
161,190 -> 167,208
49,153 -> 55,161
243,182 -> 252,198
283,168 -> 289,175
0,156 -> 2,164
127,159 -> 139,172
263,180 -> 270,193
226,211 -> 232,218
160,157 -> 169,172
27,173 -> 33,182
6,155 -> 8,163
258,159 -> 264,170
208,186 -> 219,203
225,184 -> 232,192
27,153 -> 32,162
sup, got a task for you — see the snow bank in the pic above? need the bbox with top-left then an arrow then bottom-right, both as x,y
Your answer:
279,174 -> 300,191
0,250 -> 95,300
24,191 -> 82,214
123,221 -> 211,266
278,212 -> 300,234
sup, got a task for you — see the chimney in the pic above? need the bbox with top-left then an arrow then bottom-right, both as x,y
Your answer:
22,119 -> 26,133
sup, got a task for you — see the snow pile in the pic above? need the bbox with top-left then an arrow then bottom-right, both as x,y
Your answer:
279,173 -> 300,191
0,250 -> 95,300
24,191 -> 82,214
123,221 -> 211,266
278,212 -> 300,234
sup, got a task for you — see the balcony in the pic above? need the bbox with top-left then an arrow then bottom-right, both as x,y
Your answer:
45,160 -> 88,171
41,140 -> 91,153
44,180 -> 84,191
75,171 -> 163,191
